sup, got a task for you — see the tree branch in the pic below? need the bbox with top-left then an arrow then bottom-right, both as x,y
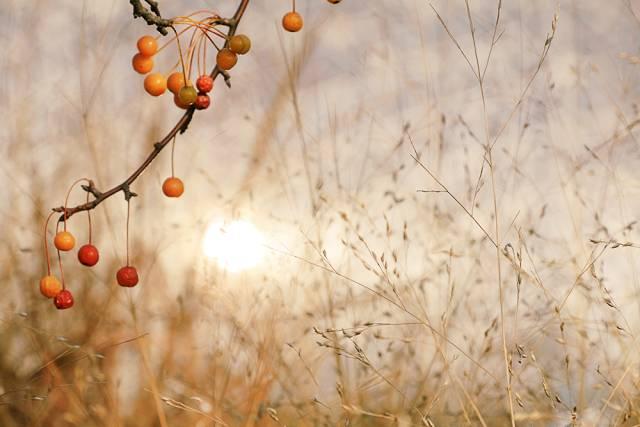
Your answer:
53,0 -> 251,222
129,0 -> 173,35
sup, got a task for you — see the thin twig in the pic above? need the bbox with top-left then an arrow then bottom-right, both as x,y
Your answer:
129,0 -> 173,35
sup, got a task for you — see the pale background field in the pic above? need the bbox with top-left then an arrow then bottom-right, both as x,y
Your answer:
1,0 -> 640,426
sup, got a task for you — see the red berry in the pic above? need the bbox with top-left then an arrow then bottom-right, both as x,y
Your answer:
195,93 -> 210,110
196,75 -> 214,93
54,289 -> 74,310
117,266 -> 139,287
78,244 -> 99,266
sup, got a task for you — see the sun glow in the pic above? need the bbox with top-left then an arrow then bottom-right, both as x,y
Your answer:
202,220 -> 265,272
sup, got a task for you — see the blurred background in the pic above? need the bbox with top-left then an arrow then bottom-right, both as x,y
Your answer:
1,0 -> 640,425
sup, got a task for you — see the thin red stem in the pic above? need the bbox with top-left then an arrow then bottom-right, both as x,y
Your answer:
172,26 -> 189,84
55,221 -> 66,289
171,135 -> 177,177
86,191 -> 93,244
62,178 -> 90,231
43,212 -> 56,276
125,199 -> 131,266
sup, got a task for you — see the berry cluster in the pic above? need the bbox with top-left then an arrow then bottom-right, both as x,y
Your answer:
42,1 -> 344,311
131,11 -> 252,111
40,179 -> 141,310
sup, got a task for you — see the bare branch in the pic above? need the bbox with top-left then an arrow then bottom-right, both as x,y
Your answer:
129,0 -> 173,35
53,0 -> 251,222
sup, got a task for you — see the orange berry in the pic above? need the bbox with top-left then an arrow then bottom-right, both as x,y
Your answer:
144,73 -> 167,96
54,231 -> 75,251
167,72 -> 186,95
132,53 -> 154,74
39,275 -> 62,298
137,35 -> 158,57
216,48 -> 238,70
162,177 -> 184,197
229,34 -> 251,55
282,11 -> 303,32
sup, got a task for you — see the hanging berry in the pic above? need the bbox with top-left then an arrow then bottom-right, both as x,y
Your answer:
282,12 -> 303,32
117,266 -> 139,287
167,72 -> 187,95
117,198 -> 139,287
194,93 -> 210,110
196,75 -> 214,93
54,290 -> 74,310
229,35 -> 251,55
54,231 -> 75,251
216,48 -> 238,70
132,53 -> 154,74
137,35 -> 158,57
40,275 -> 62,298
178,86 -> 198,105
144,73 -> 168,96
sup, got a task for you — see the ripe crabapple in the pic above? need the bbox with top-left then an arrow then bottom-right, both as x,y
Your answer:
162,177 -> 184,197
137,35 -> 158,57
54,231 -> 75,251
78,244 -> 99,267
54,289 -> 74,309
117,266 -> 139,287
39,275 -> 62,298
282,11 -> 303,32
216,48 -> 238,70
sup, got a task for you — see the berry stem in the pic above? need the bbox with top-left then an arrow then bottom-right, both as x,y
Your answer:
62,178 -> 90,231
86,191 -> 93,245
126,198 -> 131,266
156,25 -> 192,54
292,0 -> 296,13
43,212 -> 56,275
55,221 -> 66,289
171,26 -> 190,84
170,135 -> 177,178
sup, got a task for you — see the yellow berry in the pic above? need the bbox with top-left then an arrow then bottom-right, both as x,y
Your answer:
229,34 -> 251,55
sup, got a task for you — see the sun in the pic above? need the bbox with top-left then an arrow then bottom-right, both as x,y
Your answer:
202,220 -> 265,272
